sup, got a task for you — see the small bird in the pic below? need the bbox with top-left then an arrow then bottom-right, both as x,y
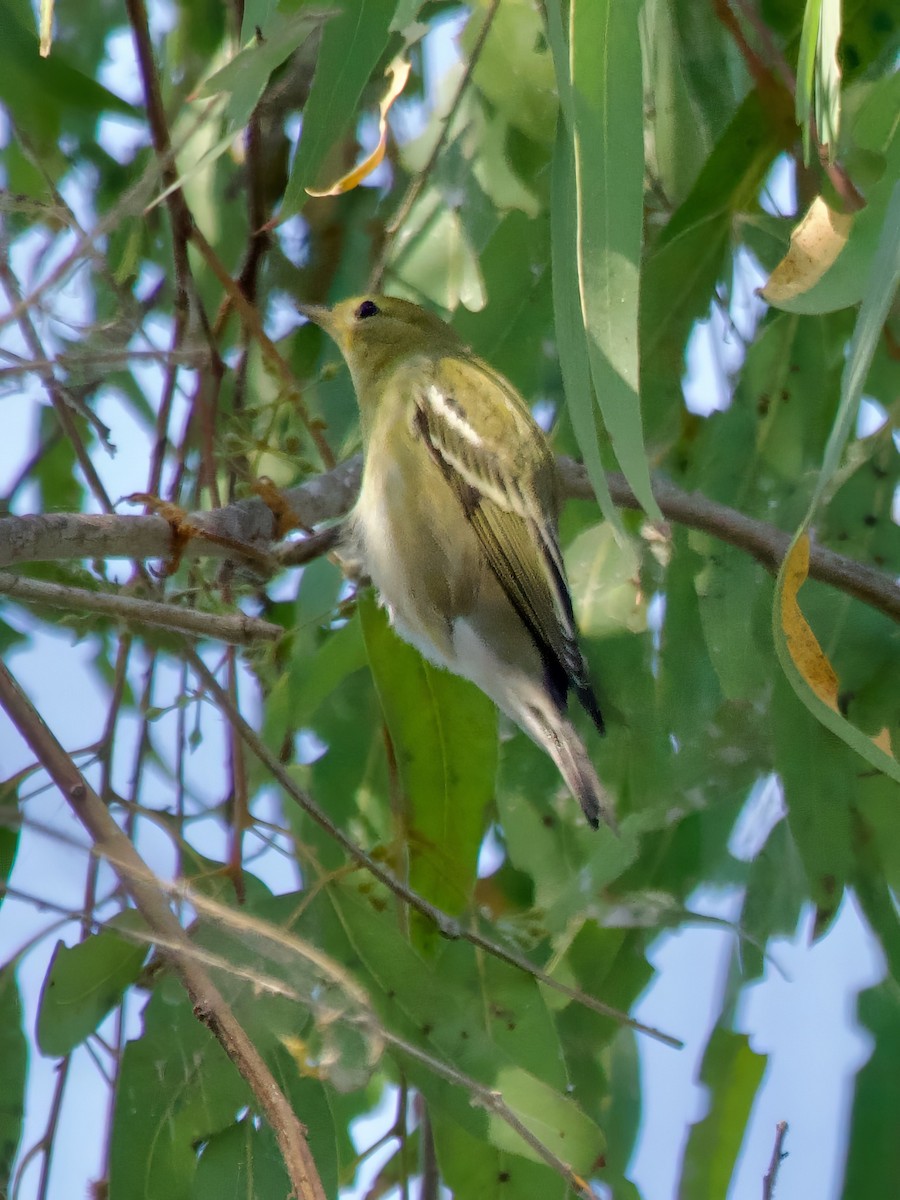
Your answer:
298,295 -> 614,830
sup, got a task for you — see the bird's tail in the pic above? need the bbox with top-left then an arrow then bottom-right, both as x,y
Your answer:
524,704 -> 616,831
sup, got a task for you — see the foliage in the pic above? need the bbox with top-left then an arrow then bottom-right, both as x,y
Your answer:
0,0 -> 898,1198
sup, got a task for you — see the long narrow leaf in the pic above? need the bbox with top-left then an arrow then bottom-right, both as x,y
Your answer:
772,182 -> 900,782
546,0 -> 661,523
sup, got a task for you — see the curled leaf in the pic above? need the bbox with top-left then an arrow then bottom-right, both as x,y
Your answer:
761,196 -> 853,305
779,533 -> 839,711
306,56 -> 411,197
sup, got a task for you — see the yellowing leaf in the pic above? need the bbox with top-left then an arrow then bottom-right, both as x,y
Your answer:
762,196 -> 853,304
779,533 -> 839,711
872,728 -> 893,755
306,56 -> 411,197
39,0 -> 53,57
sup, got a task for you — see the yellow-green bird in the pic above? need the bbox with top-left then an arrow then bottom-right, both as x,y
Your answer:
299,295 -> 614,831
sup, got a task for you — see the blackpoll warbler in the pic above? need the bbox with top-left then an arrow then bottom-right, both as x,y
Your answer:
299,295 -> 614,831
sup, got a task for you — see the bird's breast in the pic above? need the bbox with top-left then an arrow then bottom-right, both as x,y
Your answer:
353,426 -> 481,665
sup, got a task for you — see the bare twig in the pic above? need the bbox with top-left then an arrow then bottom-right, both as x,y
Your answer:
124,0 -> 194,319
0,571 -> 283,644
762,1120 -> 789,1199
188,224 -> 336,470
0,225 -> 115,514
34,1055 -> 71,1200
146,311 -> 191,499
0,660 -> 327,1200
0,347 -> 206,379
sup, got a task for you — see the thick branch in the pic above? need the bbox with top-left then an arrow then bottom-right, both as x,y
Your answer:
0,456 -> 896,622
560,462 -> 900,622
0,661 -> 327,1200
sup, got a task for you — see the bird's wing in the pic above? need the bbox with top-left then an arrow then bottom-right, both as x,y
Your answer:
411,355 -> 601,725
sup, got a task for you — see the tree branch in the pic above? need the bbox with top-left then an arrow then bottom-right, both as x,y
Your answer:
0,659 -> 327,1200
560,462 -> 900,622
762,1120 -> 789,1199
0,572 -> 283,644
1,456 -> 896,622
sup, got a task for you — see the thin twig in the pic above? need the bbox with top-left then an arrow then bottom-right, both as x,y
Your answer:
125,0 -> 227,515
147,311 -> 190,499
379,1025 -> 594,1198
184,647 -> 682,1048
0,572 -> 283,644
0,660 -> 328,1200
0,224 -> 115,514
225,644 -> 249,901
0,347 -> 206,379
124,0 -> 194,320
762,1120 -> 789,1199
33,1055 -> 71,1200
122,884 -> 596,1199
188,223 -> 336,470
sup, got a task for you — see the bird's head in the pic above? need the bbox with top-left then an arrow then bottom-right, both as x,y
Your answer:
298,295 -> 464,399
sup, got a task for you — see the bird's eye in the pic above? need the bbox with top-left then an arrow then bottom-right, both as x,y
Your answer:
355,300 -> 380,320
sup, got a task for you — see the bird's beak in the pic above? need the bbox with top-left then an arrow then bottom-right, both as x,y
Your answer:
297,302 -> 334,332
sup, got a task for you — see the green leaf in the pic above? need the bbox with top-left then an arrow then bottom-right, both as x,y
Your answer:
550,118 -> 620,534
329,878 -> 606,1172
37,911 -> 149,1057
0,0 -> 134,144
464,0 -> 558,146
668,0 -> 740,143
739,818 -> 807,979
360,596 -> 496,939
678,1027 -> 766,1198
796,0 -> 824,159
193,1073 -> 339,1200
0,967 -> 26,1195
451,210 -> 552,400
599,1029 -> 642,1183
566,522 -> 645,637
640,214 -> 731,435
772,677 -> 854,923
645,0 -> 722,206
814,0 -> 843,154
198,7 -> 330,131
302,672 -> 391,857
193,1118 -> 289,1200
842,984 -> 900,1197
281,0 -> 397,216
694,544 -> 769,701
772,180 -> 900,785
110,982 -> 249,1200
547,0 -> 660,522
431,1116 -> 565,1200
388,186 -> 488,313
773,73 -> 900,314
